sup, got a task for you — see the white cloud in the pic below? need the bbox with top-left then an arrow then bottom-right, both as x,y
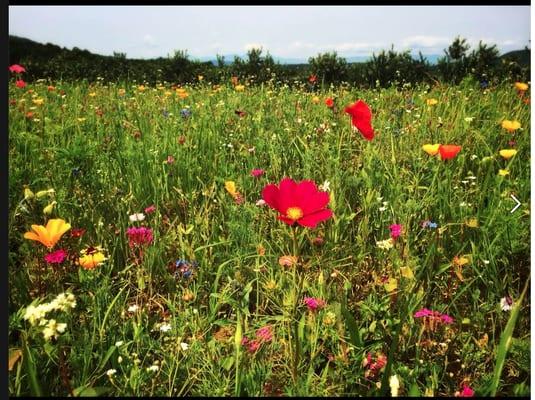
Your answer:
401,35 -> 451,48
243,42 -> 264,51
143,34 -> 157,48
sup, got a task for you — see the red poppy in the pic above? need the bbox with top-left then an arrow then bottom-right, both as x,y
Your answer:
344,100 -> 375,141
438,144 -> 462,160
325,97 -> 334,108
16,79 -> 26,88
308,74 -> 317,84
9,64 -> 26,74
261,178 -> 333,228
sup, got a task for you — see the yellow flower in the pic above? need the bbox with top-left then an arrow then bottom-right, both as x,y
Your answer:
89,92 -> 97,97
499,149 -> 517,160
515,82 -> 529,91
23,186 -> 34,200
501,120 -> 521,132
422,144 -> 440,156
43,201 -> 57,215
498,169 -> 510,176
35,188 -> 55,198
224,181 -> 238,198
178,91 -> 189,99
32,98 -> 44,106
312,96 -> 320,104
198,75 -> 204,81
426,98 -> 438,106
77,118 -> 86,123
235,85 -> 245,92
164,91 -> 173,97
138,85 -> 146,92
79,248 -> 107,270
23,219 -> 71,249
465,218 -> 479,228
118,88 -> 126,96
384,278 -> 398,293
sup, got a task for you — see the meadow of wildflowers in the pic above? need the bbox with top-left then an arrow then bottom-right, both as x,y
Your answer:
8,66 -> 530,397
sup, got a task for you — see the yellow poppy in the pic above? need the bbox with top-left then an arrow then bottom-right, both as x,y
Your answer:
465,218 -> 479,228
89,92 -> 97,97
224,181 -> 238,198
501,120 -> 521,132
499,149 -> 517,160
138,85 -> 146,92
43,201 -> 57,215
23,187 -> 34,200
312,96 -> 320,104
422,144 -> 440,156
498,169 -> 510,176
23,219 -> 71,249
514,82 -> 529,91
32,99 -> 44,106
235,85 -> 245,92
79,248 -> 107,270
426,98 -> 438,106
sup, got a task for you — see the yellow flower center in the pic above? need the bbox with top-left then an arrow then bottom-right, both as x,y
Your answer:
286,207 -> 304,221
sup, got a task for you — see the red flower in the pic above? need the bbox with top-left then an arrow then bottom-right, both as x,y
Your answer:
438,144 -> 462,160
251,168 -> 265,178
308,74 -> 317,83
9,64 -> 26,74
70,228 -> 86,238
16,79 -> 26,88
261,178 -> 333,228
344,100 -> 375,141
325,97 -> 334,108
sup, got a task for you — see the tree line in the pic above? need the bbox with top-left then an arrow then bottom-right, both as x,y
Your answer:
9,35 -> 530,87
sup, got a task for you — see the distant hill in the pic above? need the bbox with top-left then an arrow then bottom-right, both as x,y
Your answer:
500,48 -> 530,65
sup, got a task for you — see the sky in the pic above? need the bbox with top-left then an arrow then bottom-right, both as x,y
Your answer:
9,6 -> 531,60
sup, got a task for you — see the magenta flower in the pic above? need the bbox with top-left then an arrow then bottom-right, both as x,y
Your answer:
440,314 -> 454,324
256,325 -> 273,342
414,308 -> 433,318
44,249 -> 68,264
241,336 -> 261,353
144,205 -> 156,214
363,352 -> 387,378
251,169 -> 265,178
414,308 -> 454,325
459,385 -> 474,397
304,297 -> 326,311
16,79 -> 26,89
126,227 -> 154,248
389,224 -> 402,240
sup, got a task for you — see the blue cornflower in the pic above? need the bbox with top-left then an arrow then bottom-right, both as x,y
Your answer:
180,108 -> 191,118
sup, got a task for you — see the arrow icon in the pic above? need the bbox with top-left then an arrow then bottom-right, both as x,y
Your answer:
510,195 -> 521,214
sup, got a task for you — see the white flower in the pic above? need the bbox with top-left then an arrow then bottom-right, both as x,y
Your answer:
115,341 -> 124,347
147,365 -> 159,372
500,296 -> 514,311
160,323 -> 172,333
117,356 -> 123,363
483,260 -> 490,265
127,305 -> 139,313
376,238 -> 394,250
42,319 -> 67,341
129,213 -> 145,222
180,342 -> 189,351
319,180 -> 331,192
256,199 -> 266,207
379,206 -> 387,212
464,117 -> 474,123
106,369 -> 117,377
389,375 -> 400,397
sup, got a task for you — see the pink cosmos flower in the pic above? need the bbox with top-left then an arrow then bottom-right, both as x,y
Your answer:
251,169 -> 265,178
126,227 -> 154,248
44,249 -> 68,264
9,64 -> 26,74
303,297 -> 326,311
459,385 -> 474,397
144,205 -> 156,214
390,224 -> 402,240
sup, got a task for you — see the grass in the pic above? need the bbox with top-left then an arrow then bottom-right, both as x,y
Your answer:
8,76 -> 530,397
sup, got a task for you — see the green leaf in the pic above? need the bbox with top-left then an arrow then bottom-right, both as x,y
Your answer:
408,383 -> 420,397
341,293 -> 362,348
72,386 -> 112,397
